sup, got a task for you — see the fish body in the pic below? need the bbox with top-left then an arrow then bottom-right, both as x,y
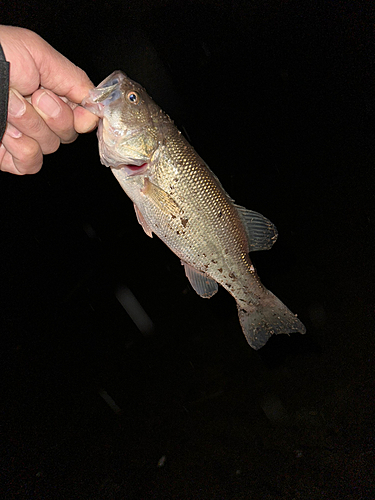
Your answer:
82,71 -> 306,349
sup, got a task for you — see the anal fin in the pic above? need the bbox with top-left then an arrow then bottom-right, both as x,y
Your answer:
182,261 -> 218,298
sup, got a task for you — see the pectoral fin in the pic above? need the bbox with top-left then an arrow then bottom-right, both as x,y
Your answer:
134,204 -> 153,238
182,261 -> 218,298
142,177 -> 180,217
235,205 -> 278,251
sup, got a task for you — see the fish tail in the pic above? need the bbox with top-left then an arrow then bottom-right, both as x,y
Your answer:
237,291 -> 306,350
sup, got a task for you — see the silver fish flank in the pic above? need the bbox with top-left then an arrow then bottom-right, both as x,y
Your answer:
82,71 -> 306,349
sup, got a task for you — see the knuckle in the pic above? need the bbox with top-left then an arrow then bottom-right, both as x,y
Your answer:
17,140 -> 42,165
27,115 -> 46,135
18,154 -> 43,174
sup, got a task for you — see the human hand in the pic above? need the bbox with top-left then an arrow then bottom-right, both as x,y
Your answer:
0,25 -> 98,175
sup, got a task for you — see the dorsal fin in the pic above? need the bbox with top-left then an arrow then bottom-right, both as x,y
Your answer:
235,205 -> 278,252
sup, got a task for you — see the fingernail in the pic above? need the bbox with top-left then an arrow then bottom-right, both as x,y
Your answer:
36,91 -> 62,118
5,123 -> 22,138
8,89 -> 26,118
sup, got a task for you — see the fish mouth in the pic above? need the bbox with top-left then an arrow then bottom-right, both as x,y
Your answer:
81,96 -> 105,117
81,83 -> 119,116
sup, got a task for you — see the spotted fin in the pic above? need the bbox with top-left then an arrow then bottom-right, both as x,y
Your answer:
182,261 -> 218,298
142,177 -> 180,217
235,205 -> 278,252
134,203 -> 153,238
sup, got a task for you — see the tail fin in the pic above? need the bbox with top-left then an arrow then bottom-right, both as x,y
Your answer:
237,290 -> 306,350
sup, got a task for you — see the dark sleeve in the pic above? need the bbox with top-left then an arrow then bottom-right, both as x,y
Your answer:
0,42 -> 10,142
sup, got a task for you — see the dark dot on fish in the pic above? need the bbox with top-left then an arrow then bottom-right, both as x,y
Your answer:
218,211 -> 222,217
181,218 -> 188,228
229,272 -> 236,279
224,249 -> 228,254
212,260 -> 217,264
171,214 -> 176,219
218,268 -> 223,273
176,231 -> 180,235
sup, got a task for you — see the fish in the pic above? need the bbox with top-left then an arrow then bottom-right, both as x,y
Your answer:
82,71 -> 306,349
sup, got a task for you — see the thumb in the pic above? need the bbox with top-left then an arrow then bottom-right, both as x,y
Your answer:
2,26 -> 95,103
27,31 -> 94,103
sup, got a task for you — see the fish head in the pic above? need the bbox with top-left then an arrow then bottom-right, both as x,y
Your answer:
82,71 -> 163,176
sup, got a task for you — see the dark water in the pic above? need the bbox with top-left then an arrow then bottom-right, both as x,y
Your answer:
0,2 -> 374,499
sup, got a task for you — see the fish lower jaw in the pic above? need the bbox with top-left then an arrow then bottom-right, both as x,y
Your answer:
81,98 -> 104,116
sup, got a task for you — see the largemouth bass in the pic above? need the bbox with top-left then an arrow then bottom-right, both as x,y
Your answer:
82,71 -> 306,349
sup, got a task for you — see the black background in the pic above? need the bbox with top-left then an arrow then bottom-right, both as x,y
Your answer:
0,1 -> 374,499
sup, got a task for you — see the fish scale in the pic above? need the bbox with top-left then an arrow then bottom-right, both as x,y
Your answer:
136,130 -> 262,307
154,134 -> 247,281
82,71 -> 306,349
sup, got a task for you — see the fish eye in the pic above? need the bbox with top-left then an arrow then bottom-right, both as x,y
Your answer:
127,91 -> 140,104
